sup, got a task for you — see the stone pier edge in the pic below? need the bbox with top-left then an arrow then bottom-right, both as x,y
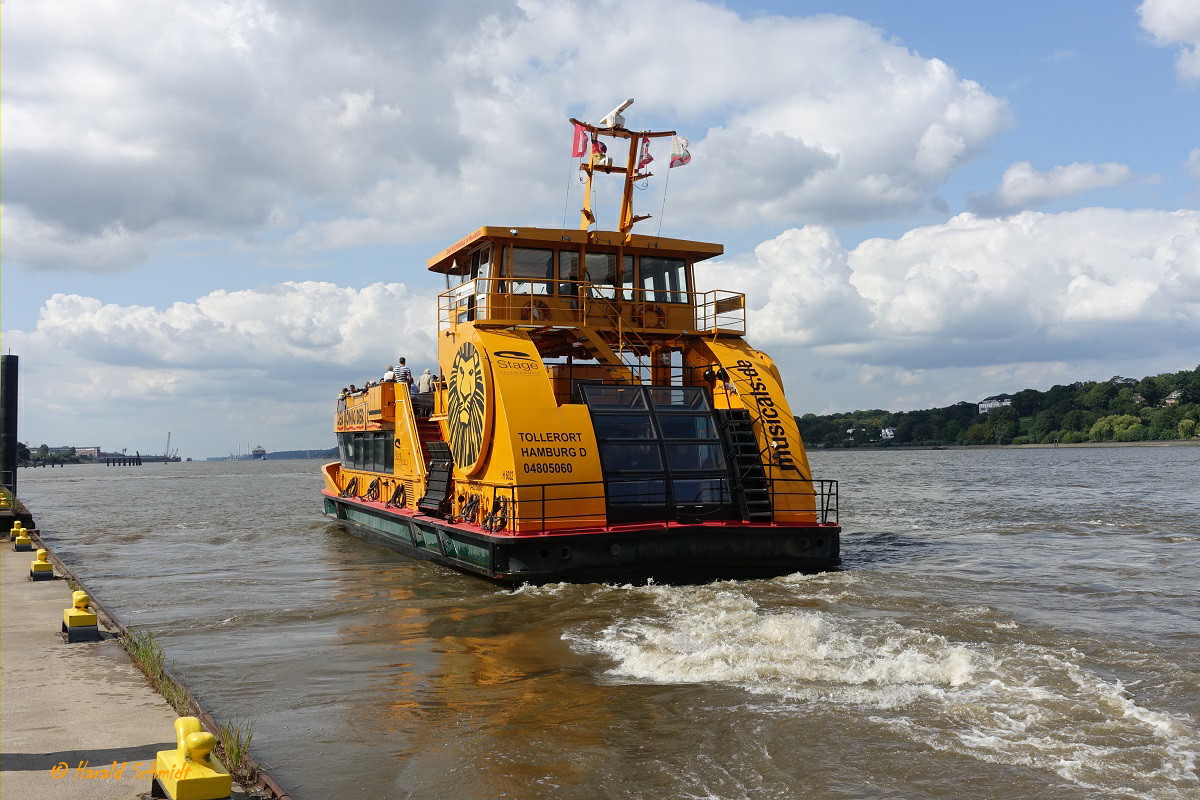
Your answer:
16,521 -> 294,800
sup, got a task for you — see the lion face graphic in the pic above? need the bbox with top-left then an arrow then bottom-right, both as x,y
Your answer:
447,342 -> 488,469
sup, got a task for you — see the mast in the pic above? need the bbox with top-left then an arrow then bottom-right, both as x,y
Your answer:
570,105 -> 675,235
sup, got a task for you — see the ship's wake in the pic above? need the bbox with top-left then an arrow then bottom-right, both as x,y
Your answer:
563,577 -> 1200,799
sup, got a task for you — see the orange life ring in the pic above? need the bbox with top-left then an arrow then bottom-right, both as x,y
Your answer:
645,304 -> 667,328
522,298 -> 551,322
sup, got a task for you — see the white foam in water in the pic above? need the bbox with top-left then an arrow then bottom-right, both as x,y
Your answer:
566,583 -> 1200,798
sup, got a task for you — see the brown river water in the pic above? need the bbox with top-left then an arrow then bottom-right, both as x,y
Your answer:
18,446 -> 1200,799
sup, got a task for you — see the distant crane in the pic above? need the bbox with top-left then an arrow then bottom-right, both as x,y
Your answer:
162,431 -> 179,462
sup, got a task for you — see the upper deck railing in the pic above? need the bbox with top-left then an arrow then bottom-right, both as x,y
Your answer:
437,278 -> 745,335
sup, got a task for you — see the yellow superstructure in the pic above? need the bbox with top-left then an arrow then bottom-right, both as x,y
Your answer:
322,108 -> 839,583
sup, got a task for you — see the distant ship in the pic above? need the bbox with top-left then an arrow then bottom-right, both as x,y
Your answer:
252,445 -> 267,460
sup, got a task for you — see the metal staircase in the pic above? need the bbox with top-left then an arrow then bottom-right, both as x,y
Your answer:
417,441 -> 454,516
717,409 -> 773,522
569,327 -> 638,384
572,292 -> 665,384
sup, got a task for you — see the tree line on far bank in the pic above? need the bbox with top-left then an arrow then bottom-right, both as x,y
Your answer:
15,443 -> 86,465
796,365 -> 1200,448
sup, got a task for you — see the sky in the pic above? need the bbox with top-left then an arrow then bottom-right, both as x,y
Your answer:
2,0 -> 1199,459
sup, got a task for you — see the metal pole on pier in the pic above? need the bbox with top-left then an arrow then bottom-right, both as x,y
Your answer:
1,355 -> 19,495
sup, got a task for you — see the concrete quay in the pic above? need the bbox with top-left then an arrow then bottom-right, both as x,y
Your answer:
0,530 -> 251,800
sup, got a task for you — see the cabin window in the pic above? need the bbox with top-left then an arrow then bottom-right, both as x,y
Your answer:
593,414 -> 656,440
339,432 -> 394,474
470,245 -> 491,280
671,478 -> 729,505
372,434 -> 386,473
580,383 -> 732,523
585,252 -> 619,299
640,256 -> 687,303
510,247 -> 554,295
622,255 -> 636,298
606,479 -> 668,508
656,413 -> 718,439
580,384 -> 648,410
559,250 -> 580,297
453,245 -> 492,323
664,443 -> 726,471
446,259 -> 471,290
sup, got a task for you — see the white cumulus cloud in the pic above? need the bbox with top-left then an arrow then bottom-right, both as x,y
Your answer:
5,0 -> 1008,272
1140,0 -> 1200,82
1186,148 -> 1200,179
714,208 -> 1200,373
8,207 -> 1200,452
7,281 -> 440,454
967,161 -> 1133,215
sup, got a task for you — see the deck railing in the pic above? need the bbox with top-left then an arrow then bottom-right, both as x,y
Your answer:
457,477 -> 838,534
437,279 -> 746,335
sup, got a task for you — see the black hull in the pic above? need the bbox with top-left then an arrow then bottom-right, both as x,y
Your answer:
323,494 -> 840,586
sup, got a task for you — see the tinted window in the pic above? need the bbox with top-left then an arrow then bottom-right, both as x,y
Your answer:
607,480 -> 668,506
592,414 -> 657,440
586,252 -> 619,299
580,384 -> 648,410
640,256 -> 687,303
511,248 -> 553,295
657,414 -> 718,440
373,434 -> 386,472
599,443 -> 663,472
648,386 -> 709,410
559,250 -> 580,296
665,443 -> 726,471
673,478 -> 730,505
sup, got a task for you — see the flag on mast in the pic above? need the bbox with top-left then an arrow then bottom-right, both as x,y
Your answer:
637,137 -> 654,169
669,136 -> 691,168
571,123 -> 589,157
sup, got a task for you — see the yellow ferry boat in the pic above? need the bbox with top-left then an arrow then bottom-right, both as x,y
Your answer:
322,105 -> 839,584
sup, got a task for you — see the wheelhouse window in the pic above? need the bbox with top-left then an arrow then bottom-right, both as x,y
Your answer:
640,256 -> 687,303
622,255 -> 635,298
445,259 -> 471,290
470,245 -> 492,282
511,247 -> 554,295
559,249 -> 580,298
452,244 -> 494,323
585,252 -> 620,299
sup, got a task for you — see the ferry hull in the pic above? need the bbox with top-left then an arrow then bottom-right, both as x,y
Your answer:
324,492 -> 839,585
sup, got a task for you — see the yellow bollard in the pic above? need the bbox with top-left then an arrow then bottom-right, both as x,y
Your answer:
30,548 -> 54,581
62,590 -> 100,642
12,521 -> 32,552
149,716 -> 232,800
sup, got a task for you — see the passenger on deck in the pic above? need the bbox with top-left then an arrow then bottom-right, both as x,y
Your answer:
383,365 -> 395,382
396,358 -> 414,394
417,368 -> 435,394
348,384 -> 358,394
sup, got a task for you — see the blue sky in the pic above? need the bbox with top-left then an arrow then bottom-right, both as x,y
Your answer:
3,0 -> 1199,458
